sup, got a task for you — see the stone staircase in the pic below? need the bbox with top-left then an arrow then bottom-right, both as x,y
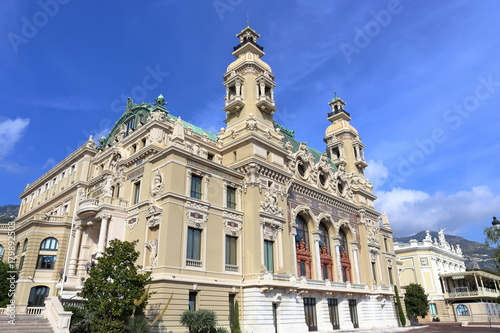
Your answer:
0,314 -> 54,333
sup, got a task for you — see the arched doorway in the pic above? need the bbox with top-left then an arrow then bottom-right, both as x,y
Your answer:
28,286 -> 49,307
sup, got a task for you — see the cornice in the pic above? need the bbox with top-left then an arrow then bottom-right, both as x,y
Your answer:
21,144 -> 97,198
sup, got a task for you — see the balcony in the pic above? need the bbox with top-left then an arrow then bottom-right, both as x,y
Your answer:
256,96 -> 277,114
223,96 -> 245,113
355,157 -> 368,168
77,198 -> 99,219
445,288 -> 500,300
186,259 -> 202,268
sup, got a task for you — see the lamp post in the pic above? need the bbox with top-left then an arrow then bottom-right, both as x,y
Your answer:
485,216 -> 500,271
492,216 -> 500,229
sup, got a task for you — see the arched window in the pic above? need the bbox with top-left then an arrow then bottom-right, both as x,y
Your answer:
0,245 -> 4,261
295,215 -> 309,248
339,229 -> 348,257
319,223 -> 330,251
40,238 -> 58,251
456,304 -> 470,316
295,215 -> 312,279
15,242 -> 20,256
37,238 -> 58,270
319,222 -> 333,280
28,286 -> 50,307
22,239 -> 28,252
339,228 -> 352,282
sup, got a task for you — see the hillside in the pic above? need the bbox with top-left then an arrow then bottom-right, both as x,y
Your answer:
394,230 -> 496,272
0,205 -> 19,223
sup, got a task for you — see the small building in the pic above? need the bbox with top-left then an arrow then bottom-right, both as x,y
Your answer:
394,229 -> 466,322
441,269 -> 500,323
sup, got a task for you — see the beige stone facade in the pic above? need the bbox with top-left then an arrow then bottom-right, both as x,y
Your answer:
1,26 -> 400,332
394,229 -> 467,322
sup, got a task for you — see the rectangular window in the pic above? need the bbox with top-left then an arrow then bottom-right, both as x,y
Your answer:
187,227 -> 202,261
327,299 -> 340,330
264,240 -> 274,273
189,291 -> 197,310
125,118 -> 136,137
348,299 -> 359,328
227,186 -> 236,209
37,255 -> 56,269
303,298 -> 318,331
133,181 -> 141,205
430,303 -> 437,315
371,262 -> 377,283
190,175 -> 202,199
226,236 -> 237,268
388,267 -> 394,285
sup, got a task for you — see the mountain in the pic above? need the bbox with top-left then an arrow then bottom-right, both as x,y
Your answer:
394,230 -> 497,272
0,205 -> 19,223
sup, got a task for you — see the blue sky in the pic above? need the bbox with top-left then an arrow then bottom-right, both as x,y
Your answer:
1,0 -> 499,243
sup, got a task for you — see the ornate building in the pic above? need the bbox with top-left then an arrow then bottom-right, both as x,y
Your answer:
394,229 -> 467,322
1,26 -> 400,332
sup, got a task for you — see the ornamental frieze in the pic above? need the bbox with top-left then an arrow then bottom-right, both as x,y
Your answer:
289,191 -> 357,222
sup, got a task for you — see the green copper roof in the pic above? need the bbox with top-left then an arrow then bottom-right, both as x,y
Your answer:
166,114 -> 218,142
97,96 -> 218,150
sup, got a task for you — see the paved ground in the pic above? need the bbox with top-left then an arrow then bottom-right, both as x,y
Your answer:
319,323 -> 500,333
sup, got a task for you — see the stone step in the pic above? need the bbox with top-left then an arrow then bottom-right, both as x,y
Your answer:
0,315 -> 53,333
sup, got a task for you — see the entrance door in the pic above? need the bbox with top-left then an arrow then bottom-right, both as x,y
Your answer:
303,297 -> 318,331
28,286 -> 49,307
348,299 -> 359,328
328,299 -> 340,329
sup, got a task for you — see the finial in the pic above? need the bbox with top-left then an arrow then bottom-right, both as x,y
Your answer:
246,12 -> 250,27
334,84 -> 337,99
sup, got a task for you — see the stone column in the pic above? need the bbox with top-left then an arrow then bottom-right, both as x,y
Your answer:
68,223 -> 83,276
313,233 -> 322,280
333,238 -> 342,282
277,227 -> 284,271
351,242 -> 361,284
96,214 -> 111,257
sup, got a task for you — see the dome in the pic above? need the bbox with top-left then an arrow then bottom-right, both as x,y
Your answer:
325,120 -> 358,136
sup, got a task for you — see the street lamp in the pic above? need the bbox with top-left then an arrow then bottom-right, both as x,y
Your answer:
492,216 -> 500,230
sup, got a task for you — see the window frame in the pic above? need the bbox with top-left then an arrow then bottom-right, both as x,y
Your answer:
186,227 -> 202,262
264,240 -> 274,273
226,186 -> 237,210
190,175 -> 203,200
37,255 -> 57,270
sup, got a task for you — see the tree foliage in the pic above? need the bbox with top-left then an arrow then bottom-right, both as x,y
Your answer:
0,261 -> 16,308
79,239 -> 152,333
180,309 -> 218,333
484,224 -> 500,272
394,286 -> 406,327
232,300 -> 241,333
404,283 -> 429,325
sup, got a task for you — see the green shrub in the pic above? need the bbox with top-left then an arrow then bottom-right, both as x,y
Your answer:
180,309 -> 217,333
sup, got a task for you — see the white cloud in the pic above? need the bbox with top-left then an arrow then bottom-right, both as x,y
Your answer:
375,186 -> 500,237
41,158 -> 57,170
365,159 -> 389,189
0,117 -> 30,160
